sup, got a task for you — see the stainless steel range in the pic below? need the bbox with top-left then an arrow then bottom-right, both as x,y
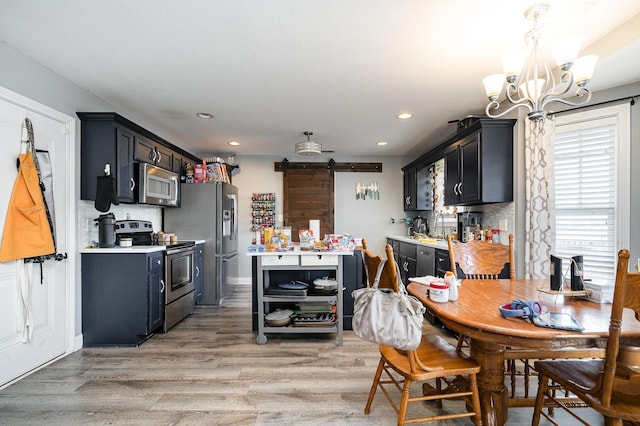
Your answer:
115,220 -> 195,331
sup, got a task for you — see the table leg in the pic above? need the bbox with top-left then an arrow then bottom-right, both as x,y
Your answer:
470,339 -> 508,426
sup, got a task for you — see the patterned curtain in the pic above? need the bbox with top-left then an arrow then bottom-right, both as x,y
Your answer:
524,117 -> 555,279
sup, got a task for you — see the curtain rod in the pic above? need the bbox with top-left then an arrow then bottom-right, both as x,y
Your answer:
550,94 -> 637,118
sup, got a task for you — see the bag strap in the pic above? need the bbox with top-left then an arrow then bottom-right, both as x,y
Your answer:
362,250 -> 372,286
394,262 -> 409,295
370,259 -> 387,290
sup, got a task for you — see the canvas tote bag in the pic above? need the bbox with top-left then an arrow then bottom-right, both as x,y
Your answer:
352,259 -> 425,350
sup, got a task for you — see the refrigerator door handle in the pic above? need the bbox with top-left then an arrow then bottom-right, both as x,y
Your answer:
222,252 -> 238,262
230,193 -> 238,241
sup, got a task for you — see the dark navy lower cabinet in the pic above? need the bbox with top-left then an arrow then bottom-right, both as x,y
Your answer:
81,251 -> 164,346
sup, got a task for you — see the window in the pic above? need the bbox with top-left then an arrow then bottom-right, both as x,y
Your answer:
552,104 -> 630,284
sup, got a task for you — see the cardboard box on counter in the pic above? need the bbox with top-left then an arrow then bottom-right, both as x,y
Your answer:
584,280 -> 614,303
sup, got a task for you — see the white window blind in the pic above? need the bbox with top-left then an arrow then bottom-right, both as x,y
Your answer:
553,104 -> 630,285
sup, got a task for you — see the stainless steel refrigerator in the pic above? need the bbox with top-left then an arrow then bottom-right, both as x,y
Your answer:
163,182 -> 238,305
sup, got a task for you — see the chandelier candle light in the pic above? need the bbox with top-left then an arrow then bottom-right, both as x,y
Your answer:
482,2 -> 598,122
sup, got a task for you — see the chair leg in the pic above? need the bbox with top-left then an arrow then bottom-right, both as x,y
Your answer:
397,377 -> 412,426
456,334 -> 464,350
523,360 -> 531,398
532,372 -> 549,426
364,357 -> 385,414
507,359 -> 516,397
468,373 -> 482,426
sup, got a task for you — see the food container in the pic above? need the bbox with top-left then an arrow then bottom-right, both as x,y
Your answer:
429,282 -> 449,303
119,238 -> 132,248
265,309 -> 293,327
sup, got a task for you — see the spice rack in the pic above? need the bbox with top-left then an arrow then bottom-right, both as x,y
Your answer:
251,193 -> 276,231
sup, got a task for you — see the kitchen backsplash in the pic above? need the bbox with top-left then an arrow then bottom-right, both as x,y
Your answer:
477,202 -> 514,244
77,201 -> 162,248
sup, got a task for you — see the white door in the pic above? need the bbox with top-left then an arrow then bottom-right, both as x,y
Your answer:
0,89 -> 73,387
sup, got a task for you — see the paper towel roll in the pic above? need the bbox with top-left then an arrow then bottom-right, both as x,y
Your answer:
309,219 -> 320,240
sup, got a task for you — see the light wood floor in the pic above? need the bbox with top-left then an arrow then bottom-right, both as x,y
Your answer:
0,284 -> 603,425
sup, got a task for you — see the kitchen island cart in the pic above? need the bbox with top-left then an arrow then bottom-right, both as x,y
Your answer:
249,250 -> 351,345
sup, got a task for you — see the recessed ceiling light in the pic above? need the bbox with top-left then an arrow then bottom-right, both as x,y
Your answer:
397,113 -> 413,120
196,112 -> 214,119
377,141 -> 388,146
228,140 -> 240,146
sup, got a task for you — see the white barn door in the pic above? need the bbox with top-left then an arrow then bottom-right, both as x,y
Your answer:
0,87 -> 74,387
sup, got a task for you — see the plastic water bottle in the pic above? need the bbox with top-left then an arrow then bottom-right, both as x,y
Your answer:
445,271 -> 458,301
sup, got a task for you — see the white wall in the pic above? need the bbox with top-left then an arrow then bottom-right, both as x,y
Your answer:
231,155 -> 409,283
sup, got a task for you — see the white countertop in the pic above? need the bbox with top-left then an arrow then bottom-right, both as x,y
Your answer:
81,240 -> 206,254
386,235 -> 450,250
80,245 -> 166,254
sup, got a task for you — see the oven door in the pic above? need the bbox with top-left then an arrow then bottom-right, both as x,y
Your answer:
165,245 -> 195,304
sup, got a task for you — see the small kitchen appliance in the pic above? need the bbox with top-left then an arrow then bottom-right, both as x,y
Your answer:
412,216 -> 428,236
95,213 -> 116,248
137,163 -> 180,207
457,212 -> 483,243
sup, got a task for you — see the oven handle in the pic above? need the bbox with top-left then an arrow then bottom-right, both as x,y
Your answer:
166,245 -> 195,256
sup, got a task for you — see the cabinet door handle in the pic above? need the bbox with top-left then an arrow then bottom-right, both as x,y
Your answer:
458,182 -> 463,195
452,183 -> 458,195
195,266 -> 200,277
150,149 -> 157,162
156,259 -> 161,265
155,149 -> 161,163
405,196 -> 411,205
130,178 -> 136,192
160,279 -> 165,293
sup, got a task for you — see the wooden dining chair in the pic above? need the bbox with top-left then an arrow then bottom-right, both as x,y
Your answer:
532,249 -> 640,426
447,234 -> 515,281
447,234 -> 535,397
360,239 -> 482,426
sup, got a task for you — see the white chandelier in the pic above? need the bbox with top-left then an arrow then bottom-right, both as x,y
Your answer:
482,2 -> 598,122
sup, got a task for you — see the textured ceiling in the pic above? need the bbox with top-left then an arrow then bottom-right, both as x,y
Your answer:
1,0 -> 639,158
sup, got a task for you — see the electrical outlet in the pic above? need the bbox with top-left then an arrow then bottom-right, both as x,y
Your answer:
499,219 -> 508,231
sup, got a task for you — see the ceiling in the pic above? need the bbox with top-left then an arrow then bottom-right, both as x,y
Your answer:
1,0 -> 640,158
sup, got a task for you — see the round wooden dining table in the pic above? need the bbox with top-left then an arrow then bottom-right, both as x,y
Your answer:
407,279 -> 640,426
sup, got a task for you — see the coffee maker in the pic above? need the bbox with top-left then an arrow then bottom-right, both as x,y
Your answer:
457,212 -> 483,242
94,213 -> 116,248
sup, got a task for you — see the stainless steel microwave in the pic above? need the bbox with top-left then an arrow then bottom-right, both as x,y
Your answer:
138,163 -> 179,207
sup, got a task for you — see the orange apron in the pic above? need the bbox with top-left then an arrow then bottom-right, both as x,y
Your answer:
0,151 -> 55,262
